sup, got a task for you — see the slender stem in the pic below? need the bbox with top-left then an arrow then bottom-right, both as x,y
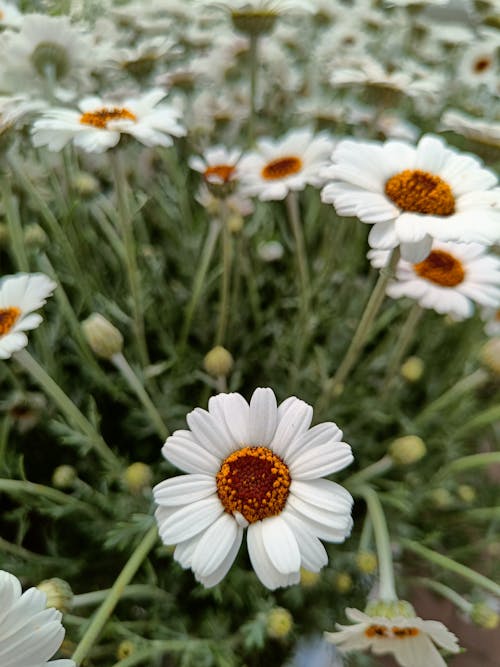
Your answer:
248,33 -> 259,145
110,151 -> 150,369
454,404 -> 500,438
215,211 -> 232,346
357,485 -> 397,601
415,577 -> 472,614
71,525 -> 158,666
285,191 -> 310,315
463,507 -> 500,521
381,303 -> 422,396
401,539 -> 500,598
179,219 -> 221,348
358,514 -> 373,554
111,353 -> 169,440
110,641 -> 192,667
328,248 -> 400,395
345,455 -> 393,489
14,349 -> 120,470
438,452 -> 500,477
0,478 -> 94,515
1,174 -> 30,271
72,584 -> 169,608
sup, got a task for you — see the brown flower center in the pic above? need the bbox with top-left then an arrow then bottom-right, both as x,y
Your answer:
80,107 -> 137,129
262,156 -> 303,180
392,626 -> 420,638
414,250 -> 465,287
385,169 -> 455,216
0,306 -> 21,336
204,164 -> 235,184
365,624 -> 420,639
473,57 -> 491,73
216,446 -> 291,524
365,625 -> 389,638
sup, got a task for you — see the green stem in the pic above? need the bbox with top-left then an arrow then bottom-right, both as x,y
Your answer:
72,584 -> 169,608
439,452 -> 500,477
381,303 -> 422,396
357,485 -> 397,601
14,349 -> 120,470
71,525 -> 158,666
463,507 -> 500,521
285,191 -> 310,316
110,641 -> 190,667
415,577 -> 472,614
358,514 -> 373,554
111,151 -> 150,369
1,174 -> 29,271
0,478 -> 94,515
401,539 -> 500,597
328,248 -> 400,395
111,353 -> 169,440
215,211 -> 232,346
248,33 -> 259,145
454,404 -> 500,438
345,455 -> 393,489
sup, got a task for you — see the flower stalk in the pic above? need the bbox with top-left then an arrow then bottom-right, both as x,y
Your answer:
216,206 -> 233,346
381,303 -> 423,396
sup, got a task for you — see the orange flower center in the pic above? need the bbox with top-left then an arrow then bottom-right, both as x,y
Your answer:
204,164 -> 235,184
414,250 -> 465,287
262,156 -> 303,180
365,625 -> 389,638
495,309 -> 500,322
365,625 -> 420,639
216,446 -> 291,524
80,107 -> 137,129
0,307 -> 21,336
385,169 -> 455,216
392,626 -> 420,638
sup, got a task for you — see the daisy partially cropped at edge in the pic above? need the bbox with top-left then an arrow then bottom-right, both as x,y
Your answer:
189,145 -> 242,187
368,241 -> 500,320
31,89 -> 185,153
321,134 -> 500,262
0,273 -> 56,359
0,569 -> 75,667
238,128 -> 335,201
153,387 -> 354,589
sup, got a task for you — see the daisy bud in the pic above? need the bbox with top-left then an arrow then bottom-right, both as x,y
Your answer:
228,213 -> 244,234
334,572 -> 353,594
366,599 -> 415,619
52,464 -> 77,489
470,602 -> 499,630
123,462 -> 153,495
430,488 -> 453,509
231,12 -> 277,36
82,313 -> 123,360
203,345 -> 234,377
31,42 -> 70,81
400,356 -> 424,382
258,240 -> 284,262
24,223 -> 48,248
300,568 -> 320,587
457,484 -> 476,503
356,551 -> 378,575
37,578 -> 73,612
116,640 -> 136,660
480,338 -> 500,375
389,435 -> 426,465
266,607 -> 293,639
72,171 -> 100,198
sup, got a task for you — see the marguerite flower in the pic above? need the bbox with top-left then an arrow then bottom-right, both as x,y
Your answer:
321,134 -> 500,262
189,146 -> 242,186
31,89 -> 185,153
368,241 -> 500,320
325,600 -> 460,667
154,388 -> 354,589
0,569 -> 75,667
0,273 -> 56,359
238,128 -> 335,200
0,1 -> 23,29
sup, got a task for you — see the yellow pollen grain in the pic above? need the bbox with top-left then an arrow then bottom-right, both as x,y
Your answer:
385,169 -> 455,216
392,626 -> 420,638
414,249 -> 465,287
262,156 -> 303,181
0,306 -> 21,336
79,107 -> 137,129
365,625 -> 389,638
216,446 -> 291,523
204,164 -> 235,183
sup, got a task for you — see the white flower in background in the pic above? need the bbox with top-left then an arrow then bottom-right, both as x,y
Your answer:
321,134 -> 500,262
0,569 -> 75,667
195,0 -> 315,15
441,110 -> 500,149
325,601 -> 460,667
482,307 -> 500,337
368,241 -> 500,320
0,1 -> 23,28
238,129 -> 334,200
154,388 -> 354,589
31,89 -> 186,153
189,146 -> 242,186
458,36 -> 498,93
0,273 -> 56,360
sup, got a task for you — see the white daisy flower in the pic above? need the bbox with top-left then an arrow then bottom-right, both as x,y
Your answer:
189,146 -> 242,186
0,273 -> 57,360
325,601 -> 460,667
368,241 -> 500,320
321,134 -> 500,262
441,110 -> 500,149
31,89 -> 186,154
238,128 -> 335,201
483,307 -> 500,337
0,1 -> 23,29
458,36 -> 498,93
153,388 -> 354,589
0,569 -> 75,667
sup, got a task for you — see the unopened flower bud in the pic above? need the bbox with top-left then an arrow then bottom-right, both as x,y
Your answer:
37,578 -> 73,612
258,240 -> 284,262
471,602 -> 499,629
82,313 -> 123,360
231,11 -> 277,36
457,484 -> 476,503
52,464 -> 77,489
334,572 -> 353,594
430,488 -> 453,509
389,435 -> 426,465
481,338 -> 500,375
24,223 -> 47,248
228,214 -> 244,234
356,551 -> 377,575
123,462 -> 153,495
400,356 -> 424,382
116,640 -> 136,660
73,171 -> 99,198
266,607 -> 293,639
300,568 -> 320,587
203,345 -> 234,377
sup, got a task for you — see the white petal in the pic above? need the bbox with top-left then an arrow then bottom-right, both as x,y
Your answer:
187,407 -> 235,458
248,387 -> 278,445
153,474 -> 216,506
288,441 -> 353,480
158,496 -> 223,544
281,510 -> 328,572
261,515 -> 301,575
400,236 -> 433,262
247,522 -> 291,590
162,430 -> 220,474
191,513 -> 239,578
220,393 -> 250,444
196,526 -> 243,588
290,479 -> 354,513
270,397 -> 313,458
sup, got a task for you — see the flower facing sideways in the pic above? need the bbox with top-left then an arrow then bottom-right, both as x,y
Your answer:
153,388 -> 354,589
0,273 -> 57,359
0,569 -> 75,667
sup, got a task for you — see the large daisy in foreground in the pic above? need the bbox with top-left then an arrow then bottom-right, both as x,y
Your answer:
321,134 -> 500,262
0,273 -> 57,359
153,388 -> 354,589
0,569 -> 75,667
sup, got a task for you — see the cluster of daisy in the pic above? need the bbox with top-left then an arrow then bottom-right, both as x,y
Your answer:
1,1 -> 499,667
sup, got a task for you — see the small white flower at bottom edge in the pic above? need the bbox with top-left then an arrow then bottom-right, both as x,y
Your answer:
0,569 -> 75,667
153,387 -> 354,589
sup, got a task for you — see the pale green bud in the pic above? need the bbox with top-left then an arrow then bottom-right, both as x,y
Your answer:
400,356 -> 424,382
356,551 -> 378,575
266,607 -> 293,639
82,313 -> 123,360
203,346 -> 234,377
52,464 -> 77,489
471,602 -> 499,629
389,435 -> 426,465
37,578 -> 73,612
334,572 -> 353,593
366,599 -> 415,619
123,462 -> 153,495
